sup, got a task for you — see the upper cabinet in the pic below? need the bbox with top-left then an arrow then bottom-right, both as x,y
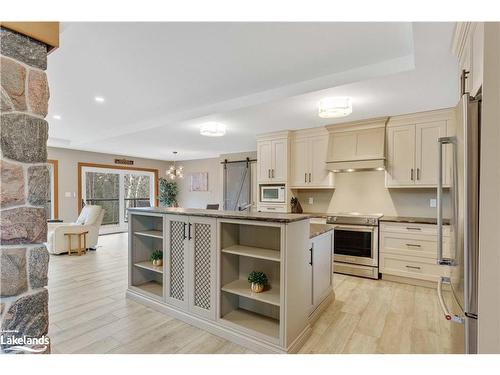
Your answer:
257,131 -> 290,184
290,128 -> 334,188
386,109 -> 455,188
452,22 -> 484,97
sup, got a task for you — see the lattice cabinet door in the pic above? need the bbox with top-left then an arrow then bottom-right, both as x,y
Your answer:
165,215 -> 190,310
187,217 -> 217,320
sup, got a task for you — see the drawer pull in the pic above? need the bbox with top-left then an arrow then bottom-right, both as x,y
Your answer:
405,243 -> 421,248
406,265 -> 421,270
406,227 -> 422,231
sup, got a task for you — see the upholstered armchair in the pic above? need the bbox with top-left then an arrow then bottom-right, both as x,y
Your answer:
46,205 -> 105,254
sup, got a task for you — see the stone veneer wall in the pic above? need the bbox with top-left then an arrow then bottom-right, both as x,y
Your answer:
0,27 -> 50,353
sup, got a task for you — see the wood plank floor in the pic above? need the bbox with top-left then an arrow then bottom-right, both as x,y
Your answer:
47,233 -> 453,354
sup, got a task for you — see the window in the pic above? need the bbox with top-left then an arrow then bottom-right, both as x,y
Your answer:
79,163 -> 158,233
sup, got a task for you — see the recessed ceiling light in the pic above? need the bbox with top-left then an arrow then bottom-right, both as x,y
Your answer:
318,97 -> 352,118
200,122 -> 226,137
52,115 -> 61,120
94,96 -> 105,103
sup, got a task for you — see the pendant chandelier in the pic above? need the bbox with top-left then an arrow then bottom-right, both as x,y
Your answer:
167,152 -> 183,180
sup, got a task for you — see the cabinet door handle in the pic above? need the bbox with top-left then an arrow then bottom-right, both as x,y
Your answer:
268,169 -> 271,178
410,168 -> 414,181
305,173 -> 307,183
416,168 -> 420,180
188,223 -> 192,240
406,226 -> 422,231
406,243 -> 421,248
309,173 -> 311,183
406,265 -> 421,270
309,247 -> 313,266
183,223 -> 187,239
272,169 -> 274,178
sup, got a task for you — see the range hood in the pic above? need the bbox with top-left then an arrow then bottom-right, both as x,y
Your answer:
326,117 -> 388,172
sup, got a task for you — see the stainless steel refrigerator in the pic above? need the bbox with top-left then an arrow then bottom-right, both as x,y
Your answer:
436,70 -> 480,354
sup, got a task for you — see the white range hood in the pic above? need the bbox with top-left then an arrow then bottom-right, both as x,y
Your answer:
326,117 -> 389,172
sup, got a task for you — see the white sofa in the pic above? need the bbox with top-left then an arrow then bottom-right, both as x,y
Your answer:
46,205 -> 105,254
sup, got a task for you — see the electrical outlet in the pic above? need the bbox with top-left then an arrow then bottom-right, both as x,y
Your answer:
430,198 -> 437,208
308,197 -> 314,205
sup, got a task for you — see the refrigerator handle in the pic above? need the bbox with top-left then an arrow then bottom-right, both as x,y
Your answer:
437,277 -> 464,324
437,136 -> 457,266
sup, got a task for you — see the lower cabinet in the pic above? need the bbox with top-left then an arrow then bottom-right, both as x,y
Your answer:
310,231 -> 333,310
379,222 -> 450,283
165,214 -> 217,320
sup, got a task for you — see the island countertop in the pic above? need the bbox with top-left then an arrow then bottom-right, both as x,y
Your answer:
127,207 -> 311,223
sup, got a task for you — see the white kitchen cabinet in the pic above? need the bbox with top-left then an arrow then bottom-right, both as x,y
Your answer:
415,121 -> 447,186
310,231 -> 333,309
257,141 -> 273,183
386,125 -> 415,186
290,129 -> 334,188
187,216 -> 217,320
257,132 -> 289,183
379,221 -> 451,283
164,215 -> 217,320
271,138 -> 288,182
453,22 -> 484,97
386,109 -> 455,188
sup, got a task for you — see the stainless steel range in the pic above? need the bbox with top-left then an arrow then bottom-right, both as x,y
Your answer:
326,212 -> 383,279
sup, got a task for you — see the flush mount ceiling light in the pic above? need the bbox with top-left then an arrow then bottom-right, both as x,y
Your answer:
200,122 -> 226,137
318,97 -> 352,118
53,115 -> 62,120
94,96 -> 105,103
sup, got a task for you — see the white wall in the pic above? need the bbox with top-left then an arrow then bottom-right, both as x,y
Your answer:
176,151 -> 257,209
294,170 -> 450,218
48,147 -> 170,222
176,157 -> 221,209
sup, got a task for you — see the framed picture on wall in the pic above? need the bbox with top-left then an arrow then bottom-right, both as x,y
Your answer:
190,172 -> 208,192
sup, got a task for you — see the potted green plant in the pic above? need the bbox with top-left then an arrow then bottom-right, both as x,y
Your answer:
247,271 -> 268,293
158,177 -> 178,207
150,250 -> 163,267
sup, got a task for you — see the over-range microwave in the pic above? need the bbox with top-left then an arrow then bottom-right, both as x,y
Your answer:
260,184 -> 286,203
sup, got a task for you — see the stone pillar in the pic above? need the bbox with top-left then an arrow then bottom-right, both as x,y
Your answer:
0,27 -> 51,353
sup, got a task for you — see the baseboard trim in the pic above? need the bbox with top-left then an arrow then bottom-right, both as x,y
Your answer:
381,274 -> 438,289
126,289 -> 306,354
308,290 -> 334,325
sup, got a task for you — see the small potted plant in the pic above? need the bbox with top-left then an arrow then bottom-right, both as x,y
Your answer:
150,250 -> 163,267
247,271 -> 268,293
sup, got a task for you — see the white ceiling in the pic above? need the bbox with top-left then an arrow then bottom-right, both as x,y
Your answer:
47,22 -> 458,161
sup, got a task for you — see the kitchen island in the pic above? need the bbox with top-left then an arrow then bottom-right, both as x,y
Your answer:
126,207 -> 331,353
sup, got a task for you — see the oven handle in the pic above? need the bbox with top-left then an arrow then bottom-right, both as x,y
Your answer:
334,226 -> 375,232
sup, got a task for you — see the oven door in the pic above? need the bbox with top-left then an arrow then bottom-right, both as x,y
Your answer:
333,225 -> 378,267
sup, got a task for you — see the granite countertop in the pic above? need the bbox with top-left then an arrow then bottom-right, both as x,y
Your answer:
380,216 -> 450,225
310,224 -> 334,239
128,207 -> 311,223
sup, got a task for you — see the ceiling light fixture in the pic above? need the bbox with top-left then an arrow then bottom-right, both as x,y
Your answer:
166,151 -> 184,180
94,96 -> 105,103
200,122 -> 226,137
318,97 -> 352,118
53,115 -> 61,120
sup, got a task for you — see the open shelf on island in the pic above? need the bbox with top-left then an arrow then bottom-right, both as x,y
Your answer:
134,280 -> 163,298
134,261 -> 163,274
221,308 -> 279,339
221,245 -> 280,262
222,279 -> 280,306
134,230 -> 163,239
